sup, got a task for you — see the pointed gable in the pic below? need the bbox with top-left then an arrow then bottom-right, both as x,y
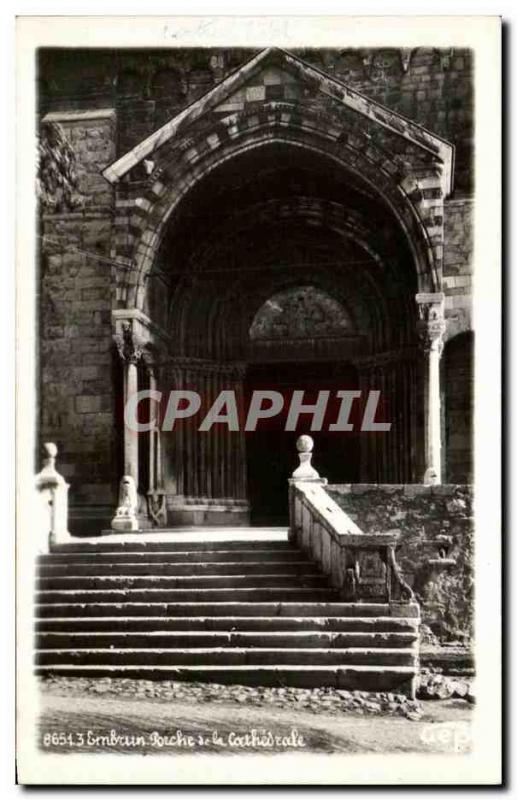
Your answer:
103,47 -> 454,195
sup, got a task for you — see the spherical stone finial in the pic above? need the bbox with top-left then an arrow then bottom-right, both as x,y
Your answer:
296,434 -> 314,454
292,435 -> 319,480
42,442 -> 58,473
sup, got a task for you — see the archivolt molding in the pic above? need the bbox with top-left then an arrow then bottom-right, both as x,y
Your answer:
163,193 -> 414,353
111,118 -> 444,309
165,247 -> 411,361
103,46 -> 454,314
180,195 -> 397,278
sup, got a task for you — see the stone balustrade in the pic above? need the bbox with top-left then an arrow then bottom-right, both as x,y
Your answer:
289,436 -> 415,605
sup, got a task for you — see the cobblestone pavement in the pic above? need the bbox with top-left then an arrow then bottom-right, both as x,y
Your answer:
38,677 -> 473,755
40,676 -> 423,718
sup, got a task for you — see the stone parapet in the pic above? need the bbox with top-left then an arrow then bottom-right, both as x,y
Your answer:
327,483 -> 474,643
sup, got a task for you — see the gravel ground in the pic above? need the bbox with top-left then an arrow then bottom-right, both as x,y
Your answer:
40,676 -> 424,719
37,677 -> 473,756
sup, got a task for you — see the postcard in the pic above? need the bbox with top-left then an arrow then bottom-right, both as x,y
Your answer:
16,14 -> 502,785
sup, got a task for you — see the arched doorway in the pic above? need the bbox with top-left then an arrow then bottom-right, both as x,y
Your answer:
144,140 -> 422,524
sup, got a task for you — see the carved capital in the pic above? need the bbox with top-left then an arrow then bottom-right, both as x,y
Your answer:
416,292 -> 446,354
418,321 -> 446,355
141,348 -> 159,376
113,322 -> 144,365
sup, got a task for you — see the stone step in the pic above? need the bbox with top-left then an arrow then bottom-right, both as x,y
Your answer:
37,560 -> 316,577
49,540 -> 293,554
39,549 -> 302,564
36,601 -> 419,618
36,533 -> 420,697
33,663 -> 417,692
36,574 -> 327,591
36,615 -> 419,633
36,630 -> 418,650
420,646 -> 474,673
35,647 -> 417,667
36,587 -> 339,604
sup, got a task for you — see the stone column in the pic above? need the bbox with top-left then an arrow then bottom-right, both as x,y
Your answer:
156,422 -> 163,487
234,365 -> 248,500
114,322 -> 144,486
357,360 -> 373,482
416,293 -> 446,484
145,362 -> 167,527
148,366 -> 157,492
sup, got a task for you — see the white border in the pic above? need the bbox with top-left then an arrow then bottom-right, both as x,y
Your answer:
13,12 -> 502,787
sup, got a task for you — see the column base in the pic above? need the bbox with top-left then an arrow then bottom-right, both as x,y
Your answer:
111,509 -> 140,532
423,467 -> 440,485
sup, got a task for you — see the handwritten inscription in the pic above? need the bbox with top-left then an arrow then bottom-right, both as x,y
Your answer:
41,727 -> 307,751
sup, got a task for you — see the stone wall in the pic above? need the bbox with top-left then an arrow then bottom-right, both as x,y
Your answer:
327,484 -> 474,643
443,199 -> 474,339
39,110 -> 119,530
442,333 -> 474,483
300,47 -> 474,195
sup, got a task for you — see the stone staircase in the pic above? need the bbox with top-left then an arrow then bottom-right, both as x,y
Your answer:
35,531 -> 419,694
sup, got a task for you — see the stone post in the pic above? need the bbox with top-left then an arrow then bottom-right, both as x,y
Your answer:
288,436 -> 327,543
416,293 -> 446,484
35,442 -> 72,550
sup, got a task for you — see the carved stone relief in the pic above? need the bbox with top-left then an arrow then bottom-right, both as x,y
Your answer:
249,286 -> 354,342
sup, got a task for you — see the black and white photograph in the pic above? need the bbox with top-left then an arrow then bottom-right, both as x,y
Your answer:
14,14 -> 502,785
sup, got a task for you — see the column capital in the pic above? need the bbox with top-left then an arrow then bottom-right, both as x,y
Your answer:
113,321 -> 144,365
416,292 -> 446,354
141,348 -> 160,377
